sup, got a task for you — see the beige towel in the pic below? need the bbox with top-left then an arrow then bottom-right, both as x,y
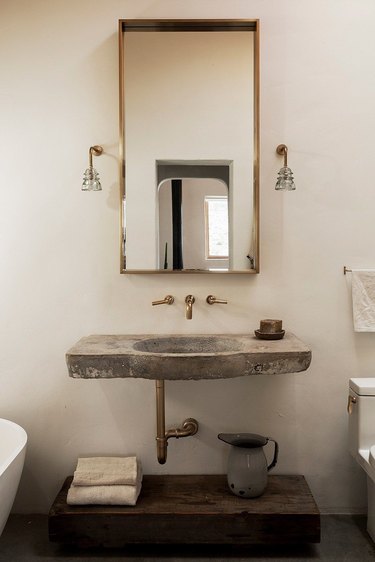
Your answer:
67,463 -> 143,506
72,456 -> 139,486
352,270 -> 375,332
67,481 -> 142,506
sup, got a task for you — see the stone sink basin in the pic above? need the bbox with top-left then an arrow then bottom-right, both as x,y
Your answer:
132,335 -> 249,354
66,333 -> 311,380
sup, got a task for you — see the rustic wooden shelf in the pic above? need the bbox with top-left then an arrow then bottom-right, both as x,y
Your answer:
48,474 -> 320,547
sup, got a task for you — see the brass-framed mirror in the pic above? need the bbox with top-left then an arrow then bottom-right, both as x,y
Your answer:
118,19 -> 259,274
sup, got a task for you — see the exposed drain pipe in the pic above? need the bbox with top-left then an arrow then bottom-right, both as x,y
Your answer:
155,380 -> 199,464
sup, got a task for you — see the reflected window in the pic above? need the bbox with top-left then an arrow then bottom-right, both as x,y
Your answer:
205,196 -> 229,259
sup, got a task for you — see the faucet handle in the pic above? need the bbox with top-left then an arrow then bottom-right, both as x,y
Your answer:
206,295 -> 228,305
152,295 -> 174,306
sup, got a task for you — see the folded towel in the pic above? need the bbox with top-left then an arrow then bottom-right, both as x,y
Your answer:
67,462 -> 143,506
352,270 -> 375,332
66,482 -> 142,506
72,456 -> 140,487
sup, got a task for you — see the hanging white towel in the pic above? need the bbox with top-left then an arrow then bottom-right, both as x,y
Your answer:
351,270 -> 375,332
72,456 -> 139,486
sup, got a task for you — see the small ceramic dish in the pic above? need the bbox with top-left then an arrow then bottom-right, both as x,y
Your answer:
254,329 -> 285,340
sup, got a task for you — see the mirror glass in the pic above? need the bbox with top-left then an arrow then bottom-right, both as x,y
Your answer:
119,20 -> 259,273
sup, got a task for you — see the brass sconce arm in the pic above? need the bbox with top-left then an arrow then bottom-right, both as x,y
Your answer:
89,145 -> 103,167
276,144 -> 288,167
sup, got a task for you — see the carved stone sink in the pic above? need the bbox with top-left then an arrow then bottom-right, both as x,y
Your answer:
132,335 -> 248,354
66,333 -> 311,380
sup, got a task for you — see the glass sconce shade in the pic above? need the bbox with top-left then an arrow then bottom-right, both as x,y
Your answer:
275,144 -> 296,191
81,145 -> 103,191
275,166 -> 296,191
82,166 -> 102,191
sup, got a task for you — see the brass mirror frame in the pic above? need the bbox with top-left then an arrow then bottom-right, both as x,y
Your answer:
118,19 -> 260,274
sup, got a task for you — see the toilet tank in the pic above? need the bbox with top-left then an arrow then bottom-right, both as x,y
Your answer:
349,378 -> 375,457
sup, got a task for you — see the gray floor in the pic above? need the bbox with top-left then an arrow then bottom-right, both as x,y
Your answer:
0,514 -> 375,561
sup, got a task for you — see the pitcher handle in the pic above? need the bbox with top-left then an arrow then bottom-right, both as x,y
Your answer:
267,438 -> 279,471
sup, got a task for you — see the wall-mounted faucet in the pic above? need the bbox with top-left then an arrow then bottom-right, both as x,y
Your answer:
153,295 -> 228,317
206,295 -> 228,305
185,295 -> 195,319
152,295 -> 174,306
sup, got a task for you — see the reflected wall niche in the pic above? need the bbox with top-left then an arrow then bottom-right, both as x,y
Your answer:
119,19 -> 260,274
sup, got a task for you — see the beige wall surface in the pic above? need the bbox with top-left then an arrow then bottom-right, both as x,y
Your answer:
0,0 -> 373,513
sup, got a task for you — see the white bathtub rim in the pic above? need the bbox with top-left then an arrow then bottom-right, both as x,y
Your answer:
0,418 -> 27,477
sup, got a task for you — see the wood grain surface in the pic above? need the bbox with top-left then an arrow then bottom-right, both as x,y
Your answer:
49,474 -> 320,547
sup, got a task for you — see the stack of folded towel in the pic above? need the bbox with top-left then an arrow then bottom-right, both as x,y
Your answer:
67,456 -> 142,506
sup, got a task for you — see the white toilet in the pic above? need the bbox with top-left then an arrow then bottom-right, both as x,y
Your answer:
348,377 -> 375,540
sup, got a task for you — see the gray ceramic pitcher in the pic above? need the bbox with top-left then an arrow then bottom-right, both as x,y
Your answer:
218,432 -> 279,498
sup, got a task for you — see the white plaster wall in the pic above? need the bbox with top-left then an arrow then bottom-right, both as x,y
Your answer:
0,0 -> 373,513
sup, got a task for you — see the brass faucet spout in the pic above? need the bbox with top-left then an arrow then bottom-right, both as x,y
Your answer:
185,295 -> 195,319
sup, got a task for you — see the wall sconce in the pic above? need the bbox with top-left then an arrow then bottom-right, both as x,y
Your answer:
81,145 -> 103,191
275,144 -> 296,191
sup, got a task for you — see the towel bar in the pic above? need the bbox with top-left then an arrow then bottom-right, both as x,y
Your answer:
344,267 -> 375,275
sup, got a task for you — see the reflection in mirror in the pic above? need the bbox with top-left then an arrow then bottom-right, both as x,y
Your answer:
205,195 -> 229,260
158,176 -> 229,271
119,20 -> 259,273
157,161 -> 232,271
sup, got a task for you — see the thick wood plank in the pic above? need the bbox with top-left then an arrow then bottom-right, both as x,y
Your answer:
49,475 -> 320,547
